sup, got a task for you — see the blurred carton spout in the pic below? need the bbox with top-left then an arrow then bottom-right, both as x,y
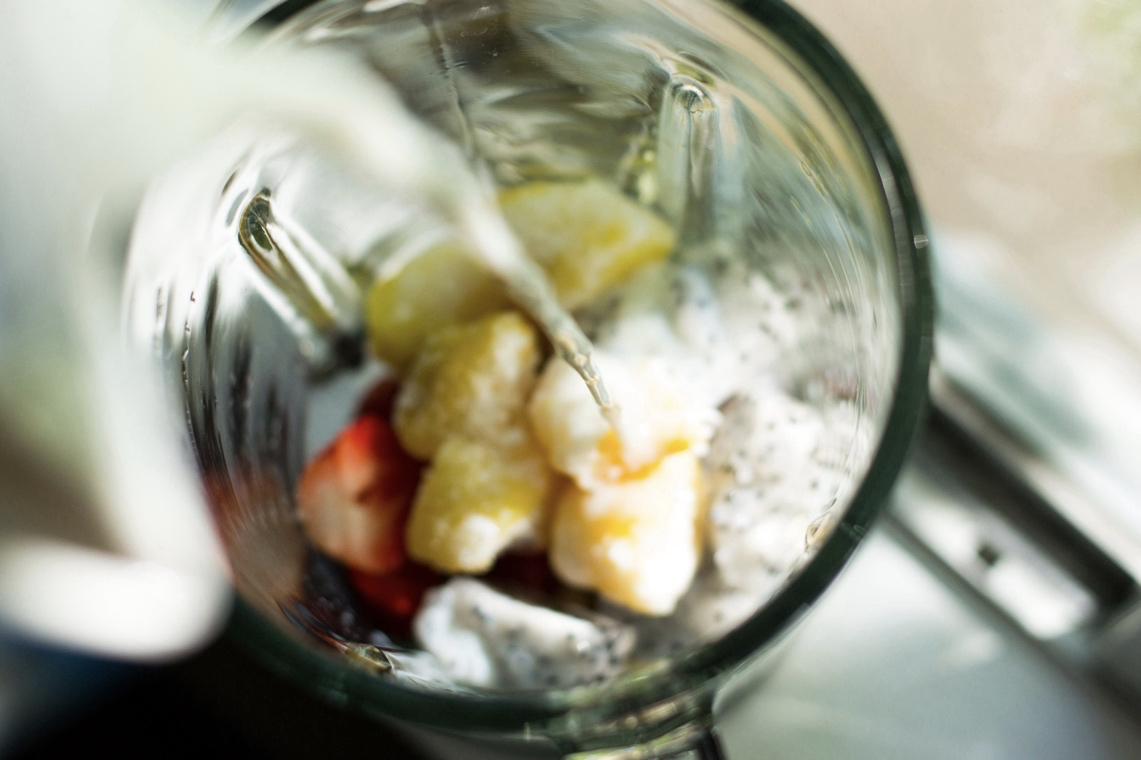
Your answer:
0,0 -> 444,661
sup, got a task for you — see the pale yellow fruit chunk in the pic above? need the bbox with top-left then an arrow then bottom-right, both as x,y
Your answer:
499,179 -> 676,309
528,352 -> 716,488
393,311 -> 541,460
366,240 -> 509,372
406,436 -> 554,574
549,450 -> 704,616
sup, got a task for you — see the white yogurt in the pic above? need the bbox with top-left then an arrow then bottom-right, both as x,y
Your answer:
414,578 -> 634,689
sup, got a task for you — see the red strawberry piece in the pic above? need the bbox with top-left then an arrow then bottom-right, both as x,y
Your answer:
297,415 -> 422,575
348,563 -> 443,640
356,377 -> 402,420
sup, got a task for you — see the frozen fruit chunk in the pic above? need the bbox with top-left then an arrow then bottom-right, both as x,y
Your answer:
499,179 -> 676,309
549,450 -> 704,616
704,393 -> 852,588
414,577 -> 634,689
366,240 -> 509,372
296,415 -> 422,574
405,436 -> 554,575
393,311 -> 541,460
528,352 -> 716,488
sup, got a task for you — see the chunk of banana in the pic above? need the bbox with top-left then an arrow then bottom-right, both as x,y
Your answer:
549,450 -> 705,616
405,435 -> 554,575
527,352 -> 715,488
500,179 -> 676,309
393,311 -> 541,460
366,240 -> 509,373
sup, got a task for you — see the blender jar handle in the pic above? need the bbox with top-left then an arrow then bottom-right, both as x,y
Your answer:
887,359 -> 1141,705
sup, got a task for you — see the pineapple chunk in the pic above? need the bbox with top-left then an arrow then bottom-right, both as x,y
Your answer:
528,352 -> 716,488
366,240 -> 509,372
549,450 -> 704,616
406,436 -> 554,574
393,311 -> 541,460
499,179 -> 676,309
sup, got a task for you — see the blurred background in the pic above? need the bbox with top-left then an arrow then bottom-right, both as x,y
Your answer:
2,0 -> 1141,758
